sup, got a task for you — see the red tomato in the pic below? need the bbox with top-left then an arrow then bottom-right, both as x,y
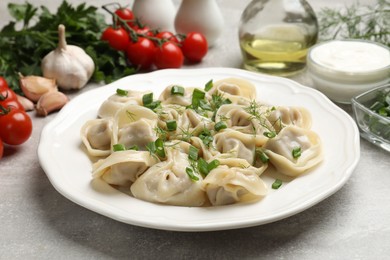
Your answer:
154,42 -> 184,69
101,26 -> 130,51
126,37 -> 156,70
181,32 -> 208,62
156,31 -> 179,44
0,88 -> 24,111
132,26 -> 154,37
0,106 -> 32,145
115,8 -> 135,27
0,138 -> 3,159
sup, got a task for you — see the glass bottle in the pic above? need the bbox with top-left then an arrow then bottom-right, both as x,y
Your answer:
238,0 -> 318,76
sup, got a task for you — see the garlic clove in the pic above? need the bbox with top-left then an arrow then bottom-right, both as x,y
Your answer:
35,91 -> 68,117
19,73 -> 57,102
41,24 -> 95,90
16,94 -> 35,111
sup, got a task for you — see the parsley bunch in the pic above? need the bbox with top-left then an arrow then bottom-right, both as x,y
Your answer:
0,1 -> 135,93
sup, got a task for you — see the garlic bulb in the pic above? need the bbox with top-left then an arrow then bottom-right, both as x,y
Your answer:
41,24 -> 95,90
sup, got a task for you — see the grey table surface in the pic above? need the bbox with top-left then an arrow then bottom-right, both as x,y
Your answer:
1,0 -> 389,259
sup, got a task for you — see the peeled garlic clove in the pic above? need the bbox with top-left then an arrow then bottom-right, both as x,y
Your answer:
35,91 -> 69,117
41,24 -> 95,90
16,94 -> 35,111
19,73 -> 57,102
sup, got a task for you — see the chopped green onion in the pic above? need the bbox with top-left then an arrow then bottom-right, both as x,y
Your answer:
145,100 -> 161,110
155,138 -> 166,158
197,157 -> 209,176
128,145 -> 139,151
214,121 -> 227,132
256,149 -> 269,163
378,107 -> 389,117
142,93 -> 153,106
199,99 -> 212,111
146,141 -> 156,155
272,179 -> 283,189
204,79 -> 213,91
186,167 -> 199,181
207,159 -> 220,172
370,101 -> 385,112
263,131 -> 276,138
166,120 -> 177,131
171,85 -> 185,96
113,144 -> 126,152
188,145 -> 199,161
192,88 -> 206,108
116,88 -> 128,96
292,147 -> 302,159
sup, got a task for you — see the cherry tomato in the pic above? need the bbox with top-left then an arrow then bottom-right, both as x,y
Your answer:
0,98 -> 24,111
0,88 -> 24,111
156,31 -> 179,44
0,106 -> 32,145
115,8 -> 135,27
0,138 -> 3,159
181,32 -> 208,62
126,37 -> 156,70
101,26 -> 130,51
132,26 -> 154,37
154,42 -> 184,69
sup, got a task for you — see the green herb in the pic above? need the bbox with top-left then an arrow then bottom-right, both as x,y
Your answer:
191,88 -> 206,109
128,145 -> 139,151
318,0 -> 390,47
186,167 -> 199,181
0,1 -> 135,93
255,148 -> 269,163
272,179 -> 283,189
171,85 -> 185,96
116,88 -> 128,96
292,147 -> 302,159
142,92 -> 161,110
214,121 -> 227,132
166,120 -> 177,131
146,138 -> 166,159
198,128 -> 213,147
204,79 -> 213,92
188,145 -> 199,161
113,143 -> 126,152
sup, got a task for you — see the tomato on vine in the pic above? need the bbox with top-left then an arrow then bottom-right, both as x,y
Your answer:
126,37 -> 156,70
0,77 -> 24,111
101,26 -> 130,51
0,106 -> 32,145
115,8 -> 135,27
154,42 -> 184,69
156,31 -> 179,44
181,32 -> 208,62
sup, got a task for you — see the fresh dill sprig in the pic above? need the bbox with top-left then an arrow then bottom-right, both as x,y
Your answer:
318,0 -> 390,47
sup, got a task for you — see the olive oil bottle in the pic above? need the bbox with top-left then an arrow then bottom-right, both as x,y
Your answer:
238,0 -> 318,76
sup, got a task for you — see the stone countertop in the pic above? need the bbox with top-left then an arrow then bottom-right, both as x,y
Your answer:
1,0 -> 389,259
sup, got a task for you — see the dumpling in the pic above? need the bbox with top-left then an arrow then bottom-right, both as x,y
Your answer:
208,78 -> 256,105
264,125 -> 323,176
92,150 -> 160,186
111,104 -> 158,148
80,118 -> 113,157
130,146 -> 206,206
215,104 -> 275,146
159,85 -> 195,106
213,129 -> 256,165
266,106 -> 312,133
202,165 -> 267,206
98,89 -> 148,118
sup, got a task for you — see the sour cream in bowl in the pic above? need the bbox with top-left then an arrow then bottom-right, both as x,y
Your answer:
307,39 -> 390,104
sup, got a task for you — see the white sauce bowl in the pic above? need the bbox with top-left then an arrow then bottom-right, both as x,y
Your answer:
307,39 -> 390,104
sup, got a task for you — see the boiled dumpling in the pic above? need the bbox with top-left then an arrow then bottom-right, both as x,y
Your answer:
264,125 -> 323,176
80,118 -> 113,157
266,106 -> 312,133
208,78 -> 256,105
130,146 -> 206,206
202,165 -> 267,206
92,150 -> 160,186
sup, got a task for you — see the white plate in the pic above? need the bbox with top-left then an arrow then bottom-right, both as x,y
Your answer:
38,68 -> 360,231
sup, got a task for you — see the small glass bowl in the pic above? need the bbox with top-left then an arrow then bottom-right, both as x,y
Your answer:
307,39 -> 390,104
351,84 -> 390,152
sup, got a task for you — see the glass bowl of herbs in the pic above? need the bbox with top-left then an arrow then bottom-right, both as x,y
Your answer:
352,84 -> 390,152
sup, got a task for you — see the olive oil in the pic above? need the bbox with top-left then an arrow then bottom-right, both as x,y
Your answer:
240,37 -> 309,76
